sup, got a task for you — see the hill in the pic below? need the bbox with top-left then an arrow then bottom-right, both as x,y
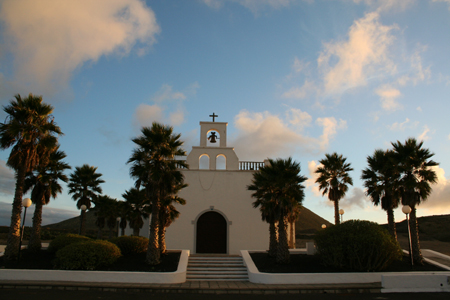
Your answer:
295,206 -> 333,234
381,214 -> 450,243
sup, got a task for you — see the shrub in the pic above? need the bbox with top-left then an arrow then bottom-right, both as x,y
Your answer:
109,236 -> 148,256
314,220 -> 402,272
55,240 -> 121,270
47,233 -> 91,253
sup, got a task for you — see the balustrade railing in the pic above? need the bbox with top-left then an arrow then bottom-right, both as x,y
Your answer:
239,161 -> 265,171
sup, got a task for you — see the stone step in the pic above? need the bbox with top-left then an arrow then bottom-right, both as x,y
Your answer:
187,255 -> 248,281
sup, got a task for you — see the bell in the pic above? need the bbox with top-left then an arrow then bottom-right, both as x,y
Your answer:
208,132 -> 217,143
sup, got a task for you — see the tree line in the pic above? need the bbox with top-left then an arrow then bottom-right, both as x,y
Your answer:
0,94 -> 188,265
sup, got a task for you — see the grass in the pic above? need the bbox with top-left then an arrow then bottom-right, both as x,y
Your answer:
250,252 -> 446,273
0,249 -> 181,272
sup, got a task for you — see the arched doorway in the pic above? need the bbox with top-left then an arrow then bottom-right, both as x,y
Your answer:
196,211 -> 227,254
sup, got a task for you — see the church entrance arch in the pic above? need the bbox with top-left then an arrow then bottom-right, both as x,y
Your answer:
196,211 -> 227,254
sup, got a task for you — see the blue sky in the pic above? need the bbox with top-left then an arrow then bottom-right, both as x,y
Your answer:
1,0 -> 450,227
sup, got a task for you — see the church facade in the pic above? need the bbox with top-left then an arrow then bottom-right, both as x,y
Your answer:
126,120 -> 269,255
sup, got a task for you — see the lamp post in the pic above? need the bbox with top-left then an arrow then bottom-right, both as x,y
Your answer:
402,205 -> 413,266
321,224 -> 326,229
18,198 -> 32,262
339,209 -> 344,223
78,204 -> 87,235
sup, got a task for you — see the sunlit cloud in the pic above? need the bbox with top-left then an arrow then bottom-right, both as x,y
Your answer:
419,166 -> 450,214
134,104 -> 164,128
417,125 -> 431,141
0,0 -> 160,96
353,0 -> 415,12
305,160 -> 321,196
396,45 -> 431,86
318,12 -> 397,95
376,85 -> 402,111
151,84 -> 187,103
231,109 -> 346,161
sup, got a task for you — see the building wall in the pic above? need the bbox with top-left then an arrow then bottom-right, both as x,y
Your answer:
165,169 -> 269,255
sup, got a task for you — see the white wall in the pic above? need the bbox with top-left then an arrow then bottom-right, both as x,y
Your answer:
165,169 -> 268,254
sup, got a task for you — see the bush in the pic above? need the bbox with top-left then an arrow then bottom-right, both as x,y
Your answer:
314,220 -> 402,272
47,233 -> 91,253
55,240 -> 121,270
109,236 -> 148,256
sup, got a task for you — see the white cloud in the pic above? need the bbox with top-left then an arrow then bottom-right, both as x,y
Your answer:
134,83 -> 199,128
151,84 -> 187,103
376,85 -> 402,111
417,125 -> 431,141
231,109 -> 346,160
340,187 -> 369,210
282,80 -> 316,99
305,160 -> 321,196
397,45 -> 431,86
318,12 -> 397,95
0,160 -> 15,196
134,104 -> 164,128
286,108 -> 312,129
0,0 -> 160,95
388,118 -> 419,131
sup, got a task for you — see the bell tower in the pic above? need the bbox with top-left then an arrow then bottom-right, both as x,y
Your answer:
185,115 -> 239,170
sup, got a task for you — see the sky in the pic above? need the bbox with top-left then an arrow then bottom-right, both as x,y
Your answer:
1,0 -> 450,227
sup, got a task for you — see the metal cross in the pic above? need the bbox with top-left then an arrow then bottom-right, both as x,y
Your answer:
209,112 -> 218,122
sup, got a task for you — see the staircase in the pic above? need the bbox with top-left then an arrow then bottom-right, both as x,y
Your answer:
187,255 -> 249,281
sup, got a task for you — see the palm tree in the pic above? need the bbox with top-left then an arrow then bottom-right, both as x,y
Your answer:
159,194 -> 186,254
287,205 -> 302,249
122,188 -> 150,236
24,146 -> 70,251
128,122 -> 187,265
92,195 -> 111,239
68,164 -> 104,236
361,149 -> 400,240
315,153 -> 353,225
248,158 -> 306,264
0,94 -> 62,261
392,138 -> 438,265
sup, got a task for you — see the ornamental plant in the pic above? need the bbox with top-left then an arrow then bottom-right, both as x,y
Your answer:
47,233 -> 91,253
55,240 -> 121,270
109,236 -> 148,256
314,220 -> 402,272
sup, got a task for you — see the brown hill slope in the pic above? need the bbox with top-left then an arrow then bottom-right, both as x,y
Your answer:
295,206 -> 333,234
45,210 -> 99,232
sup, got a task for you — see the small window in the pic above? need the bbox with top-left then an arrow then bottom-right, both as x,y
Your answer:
199,154 -> 209,170
216,154 -> 226,170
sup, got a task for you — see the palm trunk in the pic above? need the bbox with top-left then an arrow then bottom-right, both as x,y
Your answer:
120,219 -> 127,236
386,207 -> 397,241
334,200 -> 340,225
268,221 -> 278,257
276,216 -> 290,264
409,206 -> 423,265
133,227 -> 140,236
28,201 -> 43,252
288,220 -> 295,249
146,196 -> 161,265
79,209 -> 86,236
159,225 -> 166,254
4,165 -> 26,262
97,227 -> 103,239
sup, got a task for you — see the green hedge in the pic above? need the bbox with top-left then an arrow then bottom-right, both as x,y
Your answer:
314,220 -> 402,272
109,236 -> 148,256
47,233 -> 91,253
55,240 -> 121,270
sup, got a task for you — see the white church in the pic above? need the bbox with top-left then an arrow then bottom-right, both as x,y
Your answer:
126,117 -> 270,255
